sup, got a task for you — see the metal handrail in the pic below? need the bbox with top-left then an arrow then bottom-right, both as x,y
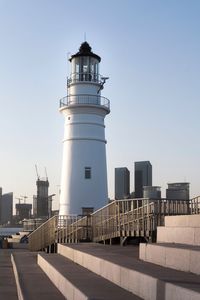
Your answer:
60,94 -> 110,110
67,73 -> 102,85
28,196 -> 200,251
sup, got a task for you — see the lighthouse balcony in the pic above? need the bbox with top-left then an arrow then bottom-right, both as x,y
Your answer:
60,94 -> 110,110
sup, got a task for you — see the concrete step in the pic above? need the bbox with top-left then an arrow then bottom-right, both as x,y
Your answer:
11,252 -> 65,300
164,215 -> 200,228
57,243 -> 200,300
0,249 -> 18,300
139,243 -> 200,275
38,252 -> 141,300
157,226 -> 200,245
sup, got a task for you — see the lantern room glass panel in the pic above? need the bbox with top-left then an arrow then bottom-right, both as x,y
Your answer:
71,56 -> 99,83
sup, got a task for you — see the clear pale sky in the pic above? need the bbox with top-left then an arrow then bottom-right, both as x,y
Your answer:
0,0 -> 200,211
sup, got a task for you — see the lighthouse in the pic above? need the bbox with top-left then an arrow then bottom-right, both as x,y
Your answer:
59,42 -> 110,215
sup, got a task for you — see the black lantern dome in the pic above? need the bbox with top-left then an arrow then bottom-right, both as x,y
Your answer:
69,42 -> 101,62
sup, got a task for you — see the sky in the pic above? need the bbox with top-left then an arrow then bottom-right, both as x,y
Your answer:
0,0 -> 200,211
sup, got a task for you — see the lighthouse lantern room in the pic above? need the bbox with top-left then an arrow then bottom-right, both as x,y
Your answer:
59,42 -> 110,215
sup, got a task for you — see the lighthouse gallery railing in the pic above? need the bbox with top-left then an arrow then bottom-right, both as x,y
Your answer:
28,197 -> 200,252
60,94 -> 110,110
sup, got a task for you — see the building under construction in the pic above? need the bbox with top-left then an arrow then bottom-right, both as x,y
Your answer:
33,178 -> 49,218
33,167 -> 50,218
16,203 -> 32,221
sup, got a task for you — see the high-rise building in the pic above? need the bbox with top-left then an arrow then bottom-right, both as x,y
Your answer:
15,203 -> 32,221
143,186 -> 161,199
59,42 -> 110,215
134,161 -> 152,198
0,192 -> 13,225
115,167 -> 130,200
166,182 -> 190,200
33,178 -> 49,218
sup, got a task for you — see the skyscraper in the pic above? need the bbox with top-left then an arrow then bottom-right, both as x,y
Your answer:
134,161 -> 152,198
0,192 -> 13,225
115,167 -> 130,200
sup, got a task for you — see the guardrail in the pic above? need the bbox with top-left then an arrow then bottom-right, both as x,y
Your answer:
67,73 -> 102,85
90,198 -> 190,242
28,197 -> 197,252
190,195 -> 200,214
60,94 -> 110,110
28,215 -> 57,252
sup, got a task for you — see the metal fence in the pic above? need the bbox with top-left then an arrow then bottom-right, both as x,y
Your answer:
28,197 -> 199,252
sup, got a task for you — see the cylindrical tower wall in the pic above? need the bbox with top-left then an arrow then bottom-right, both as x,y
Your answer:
69,83 -> 100,95
59,106 -> 109,215
59,139 -> 108,215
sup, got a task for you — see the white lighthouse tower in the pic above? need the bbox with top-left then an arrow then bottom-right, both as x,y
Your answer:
59,42 -> 110,215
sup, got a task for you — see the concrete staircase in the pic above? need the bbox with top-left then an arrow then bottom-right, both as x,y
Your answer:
140,215 -> 200,275
52,242 -> 200,300
38,252 -> 139,299
2,214 -> 200,300
9,246 -> 141,299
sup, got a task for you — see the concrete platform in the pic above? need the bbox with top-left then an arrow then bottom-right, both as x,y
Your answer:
164,215 -> 200,227
58,243 -> 200,300
38,252 -> 141,300
157,226 -> 200,245
140,243 -> 200,275
0,249 -> 18,300
11,251 -> 65,300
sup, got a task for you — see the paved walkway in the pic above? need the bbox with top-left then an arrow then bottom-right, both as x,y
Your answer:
0,248 -> 20,300
0,244 -> 65,300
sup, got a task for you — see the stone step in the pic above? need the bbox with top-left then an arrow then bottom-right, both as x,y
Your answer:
164,215 -> 200,228
57,243 -> 200,300
139,243 -> 200,275
38,252 -> 141,300
11,252 -> 65,300
157,226 -> 200,245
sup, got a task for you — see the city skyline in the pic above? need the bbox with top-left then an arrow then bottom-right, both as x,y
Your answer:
0,1 -> 200,210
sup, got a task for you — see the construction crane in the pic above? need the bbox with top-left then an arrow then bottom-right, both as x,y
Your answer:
20,195 -> 28,204
16,197 -> 23,204
35,164 -> 40,180
45,167 -> 48,181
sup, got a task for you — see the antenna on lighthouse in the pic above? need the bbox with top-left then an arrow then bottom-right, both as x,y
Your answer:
97,77 -> 109,93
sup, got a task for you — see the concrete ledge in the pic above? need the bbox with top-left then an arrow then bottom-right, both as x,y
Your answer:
157,227 -> 200,245
165,215 -> 200,228
11,254 -> 24,300
57,243 -> 200,300
139,243 -> 200,275
38,253 -> 140,300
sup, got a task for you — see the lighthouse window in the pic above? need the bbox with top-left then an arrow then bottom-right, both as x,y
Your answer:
85,167 -> 91,179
